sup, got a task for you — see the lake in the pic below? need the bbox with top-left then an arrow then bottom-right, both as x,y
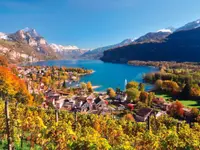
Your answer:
32,60 -> 157,91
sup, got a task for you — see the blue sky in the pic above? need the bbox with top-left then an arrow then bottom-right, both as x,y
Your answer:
0,0 -> 200,49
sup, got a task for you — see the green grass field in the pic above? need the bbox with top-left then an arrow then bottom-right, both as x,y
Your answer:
179,100 -> 200,109
0,140 -> 42,150
155,91 -> 200,109
155,91 -> 172,100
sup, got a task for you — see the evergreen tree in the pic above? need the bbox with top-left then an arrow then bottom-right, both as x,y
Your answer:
139,83 -> 145,92
181,83 -> 191,99
62,80 -> 67,88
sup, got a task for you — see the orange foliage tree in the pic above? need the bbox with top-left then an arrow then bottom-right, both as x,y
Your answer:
168,100 -> 184,118
0,55 -> 8,67
0,66 -> 33,105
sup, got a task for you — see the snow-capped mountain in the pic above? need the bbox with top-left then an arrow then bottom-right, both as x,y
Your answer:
49,44 -> 79,52
134,32 -> 170,43
82,27 -> 176,60
0,27 -> 89,61
80,39 -> 134,59
157,29 -> 172,33
176,19 -> 200,32
0,28 -> 59,62
8,27 -> 58,57
101,24 -> 200,63
119,39 -> 134,45
133,27 -> 175,44
0,32 -> 10,40
49,43 -> 88,59
157,27 -> 176,33
9,27 -> 47,47
22,27 -> 41,38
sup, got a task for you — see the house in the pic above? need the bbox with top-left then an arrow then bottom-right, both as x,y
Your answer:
93,96 -> 107,110
80,95 -> 96,112
56,90 -> 70,96
47,94 -> 60,104
41,102 -> 48,109
116,92 -> 128,102
156,111 -> 167,118
81,100 -> 93,112
87,94 -> 96,102
71,76 -> 77,80
135,108 -> 153,122
74,96 -> 87,107
162,102 -> 171,111
54,97 -> 66,109
126,103 -> 134,111
62,99 -> 75,110
153,97 -> 165,105
45,89 -> 62,108
117,104 -> 126,111
45,89 -> 59,97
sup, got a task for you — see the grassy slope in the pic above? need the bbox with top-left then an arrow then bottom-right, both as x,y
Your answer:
155,91 -> 200,109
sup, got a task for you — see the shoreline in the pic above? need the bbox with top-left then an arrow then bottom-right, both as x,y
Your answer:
21,59 -> 159,92
92,85 -> 101,89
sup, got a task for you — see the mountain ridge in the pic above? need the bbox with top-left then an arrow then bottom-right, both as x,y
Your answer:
80,39 -> 134,59
0,28 -> 87,62
101,26 -> 200,63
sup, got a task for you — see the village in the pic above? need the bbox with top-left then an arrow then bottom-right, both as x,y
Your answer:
17,65 -> 199,124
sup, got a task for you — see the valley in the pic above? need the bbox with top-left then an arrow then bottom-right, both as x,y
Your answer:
1,5 -> 200,149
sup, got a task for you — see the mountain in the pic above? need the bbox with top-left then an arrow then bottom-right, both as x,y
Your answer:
134,27 -> 175,43
134,31 -> 170,43
0,28 -> 61,63
81,28 -> 175,60
176,19 -> 200,32
0,32 -> 11,40
80,39 -> 134,59
49,44 -> 88,59
101,26 -> 200,63
8,28 -> 57,56
0,39 -> 49,63
0,27 -> 91,62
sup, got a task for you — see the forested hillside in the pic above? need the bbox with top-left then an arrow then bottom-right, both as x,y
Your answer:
101,27 -> 200,63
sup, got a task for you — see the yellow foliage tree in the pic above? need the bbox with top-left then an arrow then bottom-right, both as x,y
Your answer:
87,82 -> 93,93
0,66 -> 33,105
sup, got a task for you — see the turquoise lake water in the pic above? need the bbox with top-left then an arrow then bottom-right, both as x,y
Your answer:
33,60 -> 157,91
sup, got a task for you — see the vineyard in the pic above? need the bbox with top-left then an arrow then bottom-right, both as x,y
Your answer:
0,101 -> 200,150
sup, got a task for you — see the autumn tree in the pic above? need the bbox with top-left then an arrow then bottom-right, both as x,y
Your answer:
191,108 -> 199,121
107,88 -> 116,99
162,80 -> 179,92
168,100 -> 184,118
126,81 -> 138,89
139,83 -> 145,91
126,88 -> 140,103
80,82 -> 87,91
0,66 -> 32,104
87,82 -> 93,93
0,55 -> 8,67
155,79 -> 163,90
139,91 -> 149,104
123,113 -> 135,122
147,92 -> 155,106
41,76 -> 50,86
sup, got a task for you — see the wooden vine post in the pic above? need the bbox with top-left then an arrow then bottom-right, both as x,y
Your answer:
55,109 -> 59,123
5,99 -> 13,150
